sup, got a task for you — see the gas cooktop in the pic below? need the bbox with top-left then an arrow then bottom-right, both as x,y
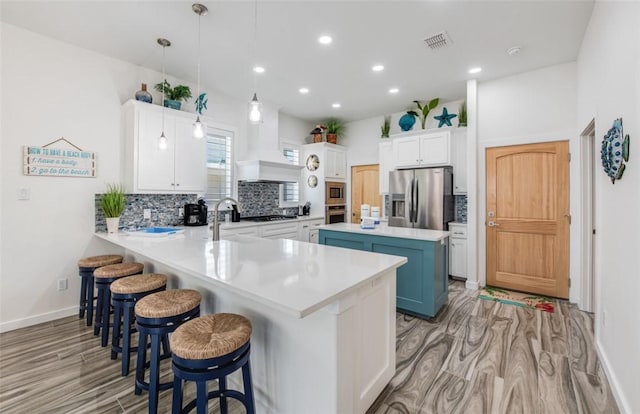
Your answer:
241,215 -> 298,222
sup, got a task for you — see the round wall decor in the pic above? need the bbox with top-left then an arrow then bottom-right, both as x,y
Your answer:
306,154 -> 319,171
307,175 -> 318,188
601,118 -> 630,184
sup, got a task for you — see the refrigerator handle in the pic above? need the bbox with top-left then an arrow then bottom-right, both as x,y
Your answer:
414,179 -> 419,223
409,178 -> 416,223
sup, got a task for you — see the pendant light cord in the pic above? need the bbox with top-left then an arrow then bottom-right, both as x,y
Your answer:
161,43 -> 166,133
253,0 -> 258,92
197,11 -> 201,100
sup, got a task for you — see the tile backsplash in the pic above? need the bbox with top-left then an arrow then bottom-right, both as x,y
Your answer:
95,193 -> 198,232
237,182 -> 298,217
454,195 -> 467,223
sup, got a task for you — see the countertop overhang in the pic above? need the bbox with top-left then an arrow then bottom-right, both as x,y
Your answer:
95,228 -> 406,319
319,223 -> 450,242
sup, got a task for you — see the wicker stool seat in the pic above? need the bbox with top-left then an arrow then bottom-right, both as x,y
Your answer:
77,254 -> 123,326
134,289 -> 201,414
171,314 -> 255,414
93,262 -> 144,347
110,274 -> 167,376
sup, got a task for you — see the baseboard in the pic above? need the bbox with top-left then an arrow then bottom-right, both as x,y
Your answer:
465,280 -> 479,290
0,306 -> 77,333
595,338 -> 632,414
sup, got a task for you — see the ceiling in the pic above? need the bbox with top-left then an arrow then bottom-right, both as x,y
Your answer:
1,0 -> 594,122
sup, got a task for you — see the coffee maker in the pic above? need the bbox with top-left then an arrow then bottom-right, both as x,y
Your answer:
184,199 -> 208,226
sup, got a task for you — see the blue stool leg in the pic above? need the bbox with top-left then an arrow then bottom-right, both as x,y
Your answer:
135,331 -> 148,395
100,288 -> 111,347
149,333 -> 161,414
171,374 -> 183,414
121,305 -> 133,376
111,300 -> 122,360
242,362 -> 256,414
94,285 -> 104,336
86,275 -> 95,326
161,334 -> 171,356
79,274 -> 87,319
219,376 -> 228,414
196,380 -> 208,414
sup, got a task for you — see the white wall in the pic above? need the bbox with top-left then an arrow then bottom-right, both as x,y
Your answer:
575,2 -> 639,412
0,23 -> 289,331
279,112 -> 314,147
476,62 -> 579,300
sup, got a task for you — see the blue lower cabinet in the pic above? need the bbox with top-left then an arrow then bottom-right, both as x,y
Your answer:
319,230 -> 448,318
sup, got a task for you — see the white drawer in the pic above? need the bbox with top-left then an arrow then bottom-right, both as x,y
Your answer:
448,223 -> 467,239
262,223 -> 299,238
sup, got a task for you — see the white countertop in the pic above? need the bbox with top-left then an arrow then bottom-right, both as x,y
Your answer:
319,222 -> 450,242
95,227 -> 406,319
219,215 -> 324,230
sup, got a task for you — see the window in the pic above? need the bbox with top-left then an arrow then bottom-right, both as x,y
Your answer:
205,128 -> 233,203
280,143 -> 300,206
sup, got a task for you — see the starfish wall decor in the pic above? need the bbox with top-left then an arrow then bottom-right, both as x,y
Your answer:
434,107 -> 457,128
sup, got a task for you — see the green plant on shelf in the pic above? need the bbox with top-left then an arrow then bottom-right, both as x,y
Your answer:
413,98 -> 440,129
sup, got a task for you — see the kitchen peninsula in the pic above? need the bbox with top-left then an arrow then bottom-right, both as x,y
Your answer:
319,223 -> 449,318
95,227 -> 406,414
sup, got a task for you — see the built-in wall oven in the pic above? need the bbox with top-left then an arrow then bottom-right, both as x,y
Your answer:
325,205 -> 346,224
325,181 -> 346,205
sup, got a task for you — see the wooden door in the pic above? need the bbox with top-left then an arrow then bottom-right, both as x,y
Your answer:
486,141 -> 570,298
351,165 -> 381,223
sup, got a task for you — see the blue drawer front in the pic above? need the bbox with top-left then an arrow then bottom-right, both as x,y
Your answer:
319,229 -> 448,317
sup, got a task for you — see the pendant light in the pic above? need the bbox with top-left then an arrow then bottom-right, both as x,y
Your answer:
192,3 -> 208,139
248,0 -> 263,124
157,38 -> 171,150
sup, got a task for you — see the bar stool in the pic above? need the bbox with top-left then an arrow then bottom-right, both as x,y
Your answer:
93,262 -> 144,347
134,289 -> 201,414
170,313 -> 255,414
77,254 -> 123,326
110,273 -> 168,376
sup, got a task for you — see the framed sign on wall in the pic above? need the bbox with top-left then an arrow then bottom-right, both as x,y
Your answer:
23,137 -> 96,178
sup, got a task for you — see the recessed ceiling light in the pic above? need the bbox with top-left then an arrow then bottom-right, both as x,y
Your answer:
253,66 -> 265,73
332,103 -> 341,108
507,46 -> 522,56
318,35 -> 333,45
299,88 -> 309,94
468,67 -> 482,74
389,88 -> 399,94
372,64 -> 384,72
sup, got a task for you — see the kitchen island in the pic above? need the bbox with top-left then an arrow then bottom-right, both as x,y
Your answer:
95,227 -> 406,414
319,223 -> 449,318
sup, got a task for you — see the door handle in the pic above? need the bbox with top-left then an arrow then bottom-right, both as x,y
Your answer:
488,221 -> 500,227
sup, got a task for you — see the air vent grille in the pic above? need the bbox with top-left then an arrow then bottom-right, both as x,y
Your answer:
424,31 -> 452,50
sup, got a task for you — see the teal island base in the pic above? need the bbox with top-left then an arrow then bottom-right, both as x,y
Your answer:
320,228 -> 448,318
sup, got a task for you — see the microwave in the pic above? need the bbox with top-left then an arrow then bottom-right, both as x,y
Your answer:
325,181 -> 345,205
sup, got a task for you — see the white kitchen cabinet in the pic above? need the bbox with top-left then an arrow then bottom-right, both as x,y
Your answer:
123,100 -> 207,193
392,130 -> 451,169
448,223 -> 467,279
299,218 -> 324,242
379,141 -> 393,194
451,128 -> 467,195
325,147 -> 347,179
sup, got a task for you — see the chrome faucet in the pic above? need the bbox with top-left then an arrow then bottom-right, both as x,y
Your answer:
212,197 -> 240,241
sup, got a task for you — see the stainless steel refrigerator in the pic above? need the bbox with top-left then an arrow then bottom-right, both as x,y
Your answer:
388,167 -> 454,230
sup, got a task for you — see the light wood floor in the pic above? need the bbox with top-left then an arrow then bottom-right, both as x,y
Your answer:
0,281 -> 618,414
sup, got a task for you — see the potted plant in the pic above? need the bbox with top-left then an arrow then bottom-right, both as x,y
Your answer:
324,119 -> 345,144
458,100 -> 467,127
154,80 -> 192,110
413,98 -> 440,129
380,115 -> 391,138
101,184 -> 126,234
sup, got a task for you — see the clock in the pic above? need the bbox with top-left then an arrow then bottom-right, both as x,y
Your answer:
307,175 -> 318,188
306,154 -> 319,171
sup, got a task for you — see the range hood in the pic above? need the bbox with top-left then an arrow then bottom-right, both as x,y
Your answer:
236,160 -> 303,183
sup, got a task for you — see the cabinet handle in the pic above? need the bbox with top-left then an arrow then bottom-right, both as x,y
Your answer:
171,183 -> 175,186
303,225 -> 309,228
176,183 -> 180,186
454,232 -> 464,235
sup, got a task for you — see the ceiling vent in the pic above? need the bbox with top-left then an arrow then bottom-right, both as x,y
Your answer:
423,31 -> 452,50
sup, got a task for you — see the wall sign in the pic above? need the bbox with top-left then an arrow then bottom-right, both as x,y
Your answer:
23,137 -> 96,177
